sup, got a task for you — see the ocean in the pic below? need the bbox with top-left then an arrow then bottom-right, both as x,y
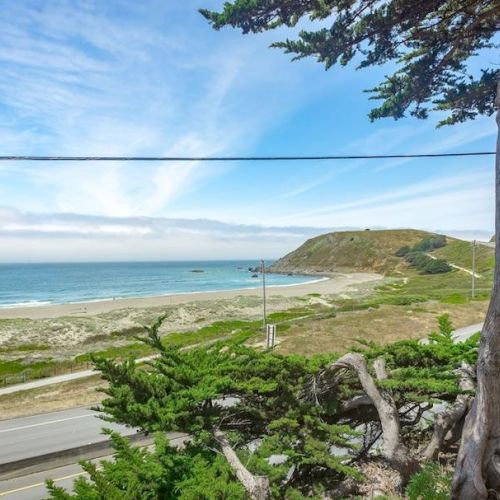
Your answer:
0,261 -> 316,308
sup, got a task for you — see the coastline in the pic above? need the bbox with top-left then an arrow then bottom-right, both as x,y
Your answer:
0,273 -> 381,320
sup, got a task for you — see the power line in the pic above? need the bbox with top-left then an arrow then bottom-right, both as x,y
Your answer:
0,152 -> 495,162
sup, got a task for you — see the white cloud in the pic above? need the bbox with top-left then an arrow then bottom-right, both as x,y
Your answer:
0,1 -> 325,218
0,206 -> 338,262
0,206 -> 492,262
271,170 -> 494,231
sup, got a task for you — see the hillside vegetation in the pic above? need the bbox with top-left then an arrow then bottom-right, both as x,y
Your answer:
270,229 -> 443,274
433,240 -> 495,276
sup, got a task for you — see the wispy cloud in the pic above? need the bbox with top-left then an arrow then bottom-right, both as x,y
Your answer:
0,206 -> 491,263
0,206 -> 339,262
0,1 -> 327,218
271,169 -> 493,231
0,1 -> 495,262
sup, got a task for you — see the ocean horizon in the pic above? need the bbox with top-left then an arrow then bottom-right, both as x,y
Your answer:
0,260 -> 315,308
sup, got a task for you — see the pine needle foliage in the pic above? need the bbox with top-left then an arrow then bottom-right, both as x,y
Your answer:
200,0 -> 499,127
49,315 -> 479,498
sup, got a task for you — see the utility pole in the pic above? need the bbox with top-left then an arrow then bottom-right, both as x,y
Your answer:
472,240 -> 476,299
261,259 -> 267,330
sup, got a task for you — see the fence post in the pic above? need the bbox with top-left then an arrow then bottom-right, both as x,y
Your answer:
266,324 -> 277,349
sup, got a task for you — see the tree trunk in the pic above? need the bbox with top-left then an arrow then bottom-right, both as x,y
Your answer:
452,81 -> 500,499
213,429 -> 270,499
330,353 -> 419,480
422,363 -> 475,461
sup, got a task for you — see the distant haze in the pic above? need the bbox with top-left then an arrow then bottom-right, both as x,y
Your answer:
0,207 -> 492,263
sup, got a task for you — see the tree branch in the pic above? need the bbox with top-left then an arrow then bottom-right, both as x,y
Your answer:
340,393 -> 373,413
422,363 -> 475,461
328,353 -> 418,478
373,358 -> 388,380
213,429 -> 270,499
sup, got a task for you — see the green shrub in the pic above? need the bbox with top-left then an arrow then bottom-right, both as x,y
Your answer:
422,259 -> 452,274
404,251 -> 451,274
395,245 -> 411,257
405,251 -> 428,267
428,314 -> 454,344
413,235 -> 447,252
395,235 -> 447,257
406,462 -> 451,500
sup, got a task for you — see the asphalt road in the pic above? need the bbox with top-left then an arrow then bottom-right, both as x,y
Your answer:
452,322 -> 483,343
0,461 -> 89,499
0,407 -> 134,465
0,434 -> 188,500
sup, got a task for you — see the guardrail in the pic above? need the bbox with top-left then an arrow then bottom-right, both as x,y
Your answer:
0,431 -> 189,481
0,432 -> 151,480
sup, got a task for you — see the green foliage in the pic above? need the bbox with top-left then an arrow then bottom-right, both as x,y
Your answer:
352,315 -> 478,403
200,1 -> 499,126
406,462 -> 452,500
423,258 -> 453,275
49,315 -> 479,498
75,343 -> 153,364
395,234 -> 446,262
79,317 -> 361,497
0,343 -> 49,353
413,236 -> 447,253
375,294 -> 428,306
438,314 -> 454,335
428,314 -> 459,346
404,251 -> 452,275
46,431 -> 246,499
395,245 -> 411,257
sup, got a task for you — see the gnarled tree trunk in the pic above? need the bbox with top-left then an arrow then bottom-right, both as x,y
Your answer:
330,353 -> 419,480
452,81 -> 500,499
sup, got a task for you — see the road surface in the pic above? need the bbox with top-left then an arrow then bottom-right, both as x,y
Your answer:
0,431 -> 188,500
0,407 -> 134,465
0,461 -> 91,499
452,322 -> 483,343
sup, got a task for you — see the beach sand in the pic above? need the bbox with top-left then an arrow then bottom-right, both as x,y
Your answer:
0,273 -> 380,320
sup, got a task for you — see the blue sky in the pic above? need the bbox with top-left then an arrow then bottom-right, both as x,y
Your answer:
0,0 -> 497,262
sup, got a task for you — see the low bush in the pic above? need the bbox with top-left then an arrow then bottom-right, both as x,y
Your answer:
396,235 -> 447,258
406,462 -> 452,500
413,235 -> 447,252
395,245 -> 411,257
423,258 -> 452,274
404,251 -> 451,274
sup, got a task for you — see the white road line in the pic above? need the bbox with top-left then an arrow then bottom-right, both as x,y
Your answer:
0,414 -> 95,434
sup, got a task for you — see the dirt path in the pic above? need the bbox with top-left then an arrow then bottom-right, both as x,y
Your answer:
426,253 -> 481,278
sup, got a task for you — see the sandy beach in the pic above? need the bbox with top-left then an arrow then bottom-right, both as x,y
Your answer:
0,273 -> 380,320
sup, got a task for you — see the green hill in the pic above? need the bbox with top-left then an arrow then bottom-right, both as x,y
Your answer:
432,240 -> 495,276
269,229 -> 439,274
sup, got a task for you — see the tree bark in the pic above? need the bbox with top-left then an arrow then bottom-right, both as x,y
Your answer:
340,393 -> 373,413
329,353 -> 418,479
422,363 -> 474,461
213,429 -> 270,499
452,81 -> 500,499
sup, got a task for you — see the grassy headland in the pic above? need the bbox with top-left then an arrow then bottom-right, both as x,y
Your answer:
0,229 -> 493,407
